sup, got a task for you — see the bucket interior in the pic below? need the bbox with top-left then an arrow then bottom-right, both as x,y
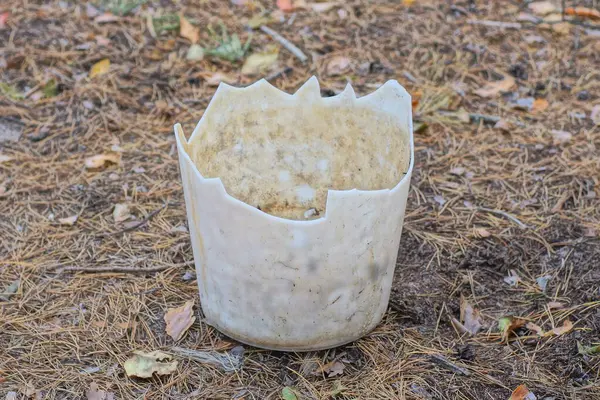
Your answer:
183,86 -> 411,220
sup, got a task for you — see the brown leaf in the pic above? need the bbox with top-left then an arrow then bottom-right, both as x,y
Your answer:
499,316 -> 527,342
531,98 -> 549,113
326,56 -> 351,76
316,360 -> 345,377
164,300 -> 196,341
509,384 -> 536,400
545,319 -> 573,336
526,322 -> 545,336
89,59 -> 110,78
528,1 -> 557,15
460,295 -> 482,335
58,215 -> 78,226
474,76 -> 515,98
494,119 -> 514,132
84,154 -> 119,169
123,350 -> 178,378
112,203 -> 132,223
179,14 -> 199,43
276,0 -> 294,12
565,7 -> 600,21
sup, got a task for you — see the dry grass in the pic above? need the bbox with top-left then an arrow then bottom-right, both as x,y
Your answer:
1,0 -> 599,399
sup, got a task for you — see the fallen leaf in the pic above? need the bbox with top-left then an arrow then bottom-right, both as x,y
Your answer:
460,295 -> 482,335
498,316 -> 527,342
58,215 -> 78,226
536,275 -> 552,292
203,72 -> 235,86
86,382 -> 112,400
179,14 -> 199,43
281,387 -> 298,400
474,76 -> 515,98
164,300 -> 196,341
84,154 -> 119,169
475,227 -> 491,238
531,98 -> 549,113
577,342 -> 600,355
547,301 -> 565,309
403,0 -> 415,5
247,13 -> 271,28
241,51 -> 279,75
545,319 -> 573,336
0,118 -> 23,143
503,270 -> 520,286
550,129 -> 572,144
317,360 -> 345,377
113,203 -> 132,223
94,13 -> 120,23
526,322 -> 545,336
509,384 -> 536,400
0,12 -> 9,29
5,392 -> 17,400
0,83 -> 23,101
186,44 -> 205,61
450,167 -> 465,176
43,79 -> 58,98
565,7 -> 600,21
590,105 -> 600,124
311,2 -> 338,12
326,55 -> 351,76
528,1 -> 557,15
123,350 -> 178,378
0,154 -> 12,163
89,59 -> 110,78
276,0 -> 294,12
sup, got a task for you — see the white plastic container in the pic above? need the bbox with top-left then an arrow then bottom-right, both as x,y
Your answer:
175,77 -> 413,351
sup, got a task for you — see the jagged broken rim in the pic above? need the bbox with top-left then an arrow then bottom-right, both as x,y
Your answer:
174,76 -> 414,224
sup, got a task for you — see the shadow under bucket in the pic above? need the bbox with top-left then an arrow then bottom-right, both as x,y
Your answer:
175,76 -> 414,351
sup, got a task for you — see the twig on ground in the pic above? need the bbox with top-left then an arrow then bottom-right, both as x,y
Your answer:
54,261 -> 194,275
467,20 -> 522,29
260,25 -> 308,63
265,66 -> 293,82
429,354 -> 471,376
477,207 -> 528,229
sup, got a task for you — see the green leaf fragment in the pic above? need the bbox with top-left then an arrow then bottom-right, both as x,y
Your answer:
281,386 -> 298,400
578,342 -> 600,355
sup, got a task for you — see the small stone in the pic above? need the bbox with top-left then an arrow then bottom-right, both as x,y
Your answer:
577,91 -> 589,101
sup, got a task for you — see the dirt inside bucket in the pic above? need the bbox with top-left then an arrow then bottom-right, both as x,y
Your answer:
186,104 -> 410,220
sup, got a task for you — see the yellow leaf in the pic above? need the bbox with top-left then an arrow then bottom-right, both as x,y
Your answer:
179,14 -> 199,43
403,0 -> 415,5
123,350 -> 178,378
164,300 -> 196,341
509,384 -> 535,400
531,98 -> 549,113
474,76 -> 515,98
89,59 -> 110,78
84,154 -> 120,169
241,51 -> 278,75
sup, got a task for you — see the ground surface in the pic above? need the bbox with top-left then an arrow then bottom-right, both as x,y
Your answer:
1,0 -> 599,399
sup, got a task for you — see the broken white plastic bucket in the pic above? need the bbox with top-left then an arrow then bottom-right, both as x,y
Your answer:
175,76 -> 413,351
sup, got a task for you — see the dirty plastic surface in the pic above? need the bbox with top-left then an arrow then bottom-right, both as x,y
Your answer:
175,77 -> 414,351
